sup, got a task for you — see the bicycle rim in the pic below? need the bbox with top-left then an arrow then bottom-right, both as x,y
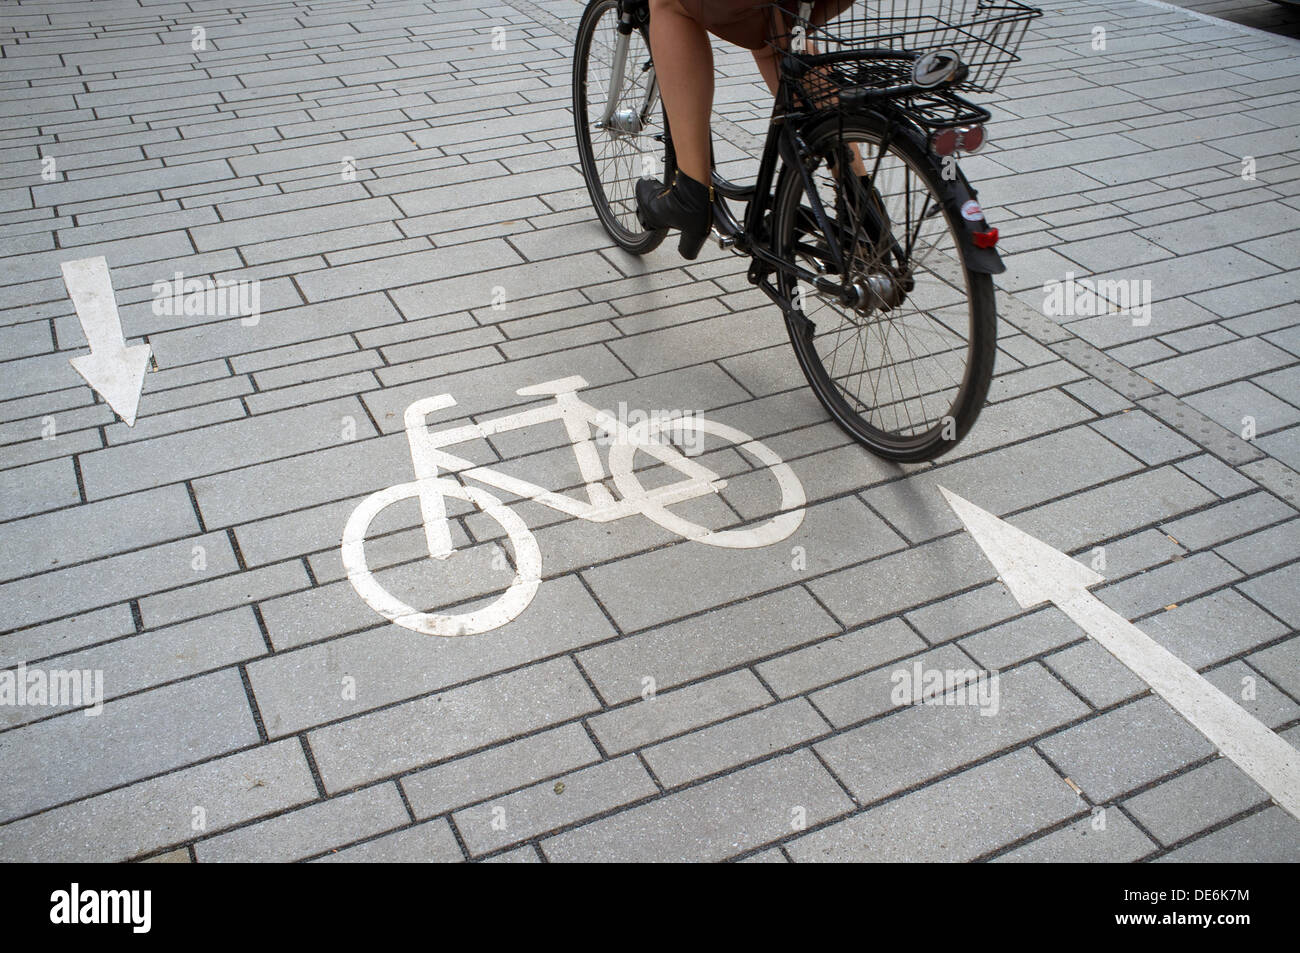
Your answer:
774,113 -> 997,463
573,0 -> 669,253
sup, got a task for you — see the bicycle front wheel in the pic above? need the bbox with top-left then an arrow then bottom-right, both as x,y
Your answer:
573,0 -> 671,254
773,112 -> 997,463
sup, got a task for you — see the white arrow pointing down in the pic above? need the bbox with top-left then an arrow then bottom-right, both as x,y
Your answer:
940,485 -> 1300,822
61,256 -> 151,427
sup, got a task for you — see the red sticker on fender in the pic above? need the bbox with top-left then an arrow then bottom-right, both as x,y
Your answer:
961,200 -> 983,221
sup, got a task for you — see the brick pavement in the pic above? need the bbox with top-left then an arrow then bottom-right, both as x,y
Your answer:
0,0 -> 1298,862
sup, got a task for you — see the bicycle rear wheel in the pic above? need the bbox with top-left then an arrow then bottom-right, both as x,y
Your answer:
773,112 -> 997,463
573,0 -> 672,254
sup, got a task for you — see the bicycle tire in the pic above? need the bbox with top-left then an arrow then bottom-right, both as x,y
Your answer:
573,0 -> 672,254
773,112 -> 998,463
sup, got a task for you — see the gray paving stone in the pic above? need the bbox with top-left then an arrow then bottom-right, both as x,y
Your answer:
79,397 -> 376,500
106,398 -> 249,444
307,656 -> 599,793
756,618 -> 925,698
0,531 -> 236,633
197,782 -> 409,863
245,371 -> 380,415
0,668 -> 257,823
148,292 -> 399,366
582,495 -> 903,633
642,699 -> 829,788
586,671 -> 773,756
1091,409 -> 1198,465
249,575 -> 615,734
31,159 -> 234,207
0,458 -> 80,522
1097,551 -> 1243,619
811,530 -> 1003,629
1249,636 -> 1300,700
1240,456 -> 1300,510
1217,518 -> 1300,575
960,609 -> 1087,672
1203,659 -> 1299,730
454,756 -> 657,856
789,748 -> 1081,862
1176,452 -> 1262,498
1038,696 -> 1216,804
313,818 -> 465,863
1233,561 -> 1300,628
0,604 -> 136,670
904,583 -> 1024,645
541,750 -> 853,862
1,609 -> 266,730
360,342 -> 632,434
815,662 -> 1087,804
1140,337 -> 1296,395
1258,423 -> 1300,470
1159,490 -> 1295,550
1155,807 -> 1300,862
402,722 -> 600,820
0,485 -> 198,584
139,561 -> 310,629
0,739 -> 315,862
609,307 -> 789,377
577,586 -> 838,706
862,426 -> 1143,545
1043,639 -> 1150,710
992,810 -> 1156,862
1190,270 -> 1300,321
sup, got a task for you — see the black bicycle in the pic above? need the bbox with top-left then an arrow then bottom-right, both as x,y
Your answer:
573,0 -> 1040,462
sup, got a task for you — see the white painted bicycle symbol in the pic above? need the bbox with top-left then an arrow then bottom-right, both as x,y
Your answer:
342,376 -> 806,636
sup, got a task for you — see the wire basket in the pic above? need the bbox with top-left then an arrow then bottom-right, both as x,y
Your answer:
770,0 -> 1041,98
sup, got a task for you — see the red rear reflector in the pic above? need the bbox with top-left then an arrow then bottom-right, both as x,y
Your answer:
931,128 -> 959,156
972,228 -> 999,249
960,124 -> 985,152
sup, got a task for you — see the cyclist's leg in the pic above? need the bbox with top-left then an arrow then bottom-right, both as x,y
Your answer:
648,0 -> 713,184
754,1 -> 866,174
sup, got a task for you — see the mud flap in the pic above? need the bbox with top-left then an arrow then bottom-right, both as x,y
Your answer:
945,173 -> 1005,275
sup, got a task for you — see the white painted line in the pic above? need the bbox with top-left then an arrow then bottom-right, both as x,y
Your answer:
940,484 -> 1300,822
61,256 -> 152,427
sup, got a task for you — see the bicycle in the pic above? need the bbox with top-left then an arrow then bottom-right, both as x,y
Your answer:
341,376 -> 806,636
573,0 -> 1042,462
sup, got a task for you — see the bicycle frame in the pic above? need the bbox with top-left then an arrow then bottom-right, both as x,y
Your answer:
401,376 -> 726,557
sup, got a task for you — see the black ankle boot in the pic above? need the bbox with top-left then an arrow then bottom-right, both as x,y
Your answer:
636,171 -> 713,260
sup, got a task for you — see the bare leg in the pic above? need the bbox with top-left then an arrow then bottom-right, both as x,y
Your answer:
752,43 -> 781,94
649,0 -> 713,184
752,11 -> 867,176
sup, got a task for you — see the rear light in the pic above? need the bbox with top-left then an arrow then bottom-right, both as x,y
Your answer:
930,124 -> 986,156
960,124 -> 985,152
931,128 -> 959,156
972,228 -> 999,249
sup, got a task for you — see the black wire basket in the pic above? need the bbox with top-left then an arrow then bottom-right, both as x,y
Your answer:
770,0 -> 1042,101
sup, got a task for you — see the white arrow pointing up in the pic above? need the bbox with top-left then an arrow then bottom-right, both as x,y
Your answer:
939,484 -> 1300,822
61,256 -> 151,427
